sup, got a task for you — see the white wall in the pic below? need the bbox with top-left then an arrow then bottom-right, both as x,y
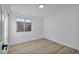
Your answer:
9,12 -> 43,45
9,5 -> 79,50
44,6 -> 79,50
0,5 -> 1,42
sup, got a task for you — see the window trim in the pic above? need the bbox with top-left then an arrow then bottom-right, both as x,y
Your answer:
16,16 -> 32,32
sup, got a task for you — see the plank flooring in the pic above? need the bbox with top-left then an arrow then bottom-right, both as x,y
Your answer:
8,38 -> 79,54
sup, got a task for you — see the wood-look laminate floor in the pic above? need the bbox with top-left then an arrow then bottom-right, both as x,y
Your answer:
8,38 -> 79,54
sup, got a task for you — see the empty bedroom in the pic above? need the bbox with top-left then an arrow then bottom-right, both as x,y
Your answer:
0,4 -> 79,54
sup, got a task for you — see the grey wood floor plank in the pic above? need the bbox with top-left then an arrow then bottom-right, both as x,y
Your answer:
8,38 -> 79,54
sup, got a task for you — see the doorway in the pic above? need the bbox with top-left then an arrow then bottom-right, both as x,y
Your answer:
0,4 -> 9,54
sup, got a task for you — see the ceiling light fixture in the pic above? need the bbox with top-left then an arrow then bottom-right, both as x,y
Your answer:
38,4 -> 45,8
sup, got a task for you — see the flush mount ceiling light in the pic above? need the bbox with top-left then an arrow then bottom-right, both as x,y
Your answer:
38,4 -> 45,8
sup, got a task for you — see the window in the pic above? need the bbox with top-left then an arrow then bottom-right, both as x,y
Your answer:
16,16 -> 31,32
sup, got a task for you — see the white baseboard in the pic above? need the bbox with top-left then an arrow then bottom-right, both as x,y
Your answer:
9,37 -> 43,46
8,35 -> 79,51
43,35 -> 79,51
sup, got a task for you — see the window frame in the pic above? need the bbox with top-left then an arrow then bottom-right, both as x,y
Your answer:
16,16 -> 32,32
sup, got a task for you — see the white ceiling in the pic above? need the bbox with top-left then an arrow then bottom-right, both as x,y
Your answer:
9,4 -> 78,18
